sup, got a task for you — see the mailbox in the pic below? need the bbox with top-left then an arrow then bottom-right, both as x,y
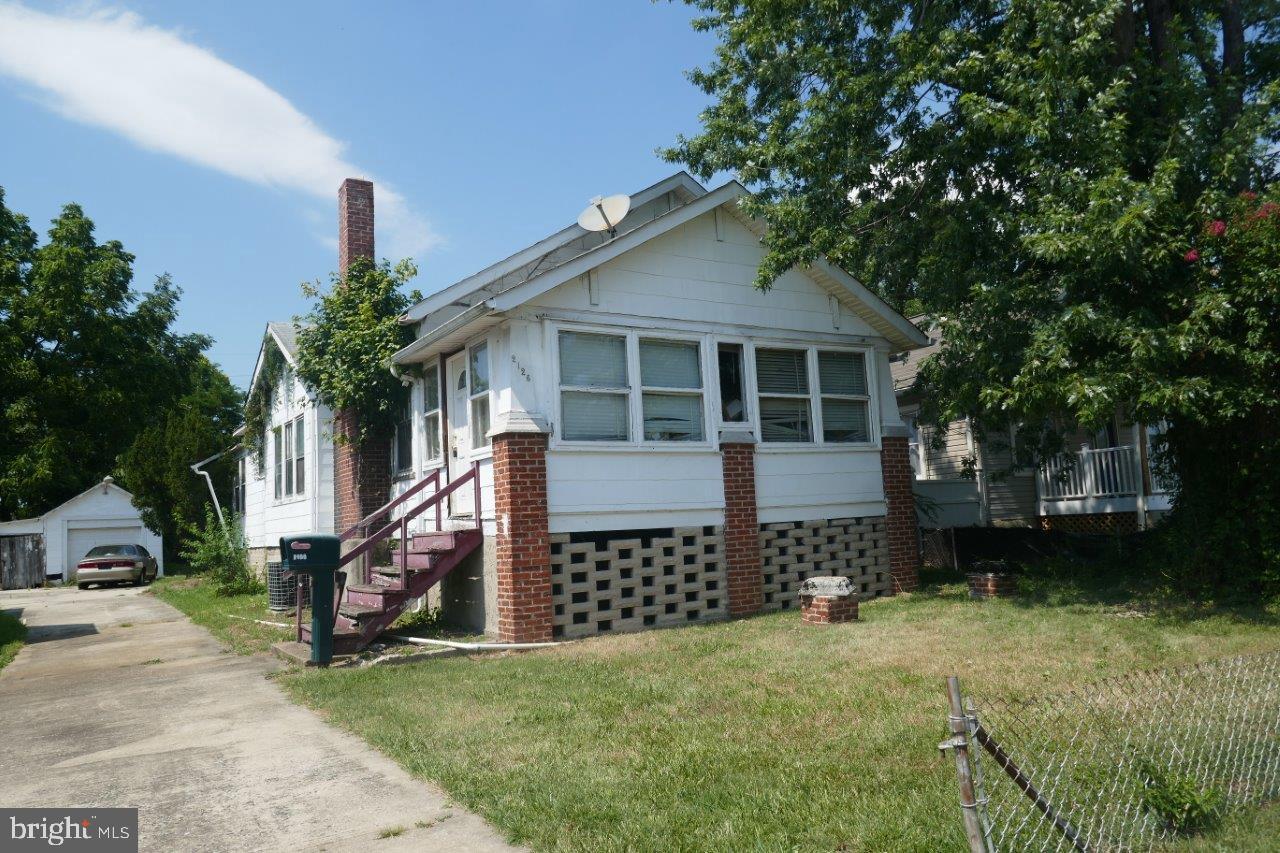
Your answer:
280,534 -> 342,665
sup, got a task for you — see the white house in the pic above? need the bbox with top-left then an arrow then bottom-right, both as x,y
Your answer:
0,477 -> 163,583
233,322 -> 336,570
278,172 -> 929,656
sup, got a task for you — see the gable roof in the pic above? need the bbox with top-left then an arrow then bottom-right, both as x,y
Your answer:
890,315 -> 940,397
246,321 -> 301,395
400,172 -> 708,327
393,176 -> 928,364
0,478 -> 137,529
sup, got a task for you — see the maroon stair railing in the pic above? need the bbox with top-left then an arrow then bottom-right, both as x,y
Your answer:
295,461 -> 482,645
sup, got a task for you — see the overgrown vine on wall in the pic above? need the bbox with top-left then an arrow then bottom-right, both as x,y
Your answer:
295,257 -> 422,446
242,338 -> 287,471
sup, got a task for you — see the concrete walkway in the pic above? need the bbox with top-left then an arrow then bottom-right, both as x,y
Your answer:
0,585 -> 519,852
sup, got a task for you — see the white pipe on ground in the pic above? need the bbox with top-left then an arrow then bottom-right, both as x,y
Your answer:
226,614 -> 291,628
384,633 -> 560,651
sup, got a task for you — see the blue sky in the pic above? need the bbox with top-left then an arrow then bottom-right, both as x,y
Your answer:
0,1 -> 720,390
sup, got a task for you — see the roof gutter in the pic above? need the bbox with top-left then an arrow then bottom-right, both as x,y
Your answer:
391,303 -> 492,365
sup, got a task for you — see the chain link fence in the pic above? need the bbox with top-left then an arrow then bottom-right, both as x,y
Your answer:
943,650 -> 1280,851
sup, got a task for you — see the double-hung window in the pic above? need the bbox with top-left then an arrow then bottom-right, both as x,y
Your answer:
754,347 -> 872,444
393,394 -> 413,475
817,351 -> 870,443
639,339 -> 704,441
293,416 -> 306,493
422,362 -> 442,463
559,331 -> 630,441
272,428 -> 283,499
755,348 -> 813,442
469,342 -> 491,448
283,420 -> 296,495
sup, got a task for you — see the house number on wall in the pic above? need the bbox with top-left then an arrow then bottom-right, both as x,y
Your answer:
510,354 -> 533,382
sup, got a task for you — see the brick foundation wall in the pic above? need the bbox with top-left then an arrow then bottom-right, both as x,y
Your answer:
968,572 -> 1019,599
493,432 -> 554,643
881,435 -> 921,593
800,594 -> 859,624
721,441 -> 764,617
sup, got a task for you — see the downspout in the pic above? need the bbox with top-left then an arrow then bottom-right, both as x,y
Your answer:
190,446 -> 240,531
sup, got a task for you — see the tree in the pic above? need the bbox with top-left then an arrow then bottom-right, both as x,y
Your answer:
117,357 -> 241,557
0,188 -> 236,543
666,0 -> 1280,590
294,257 -> 421,445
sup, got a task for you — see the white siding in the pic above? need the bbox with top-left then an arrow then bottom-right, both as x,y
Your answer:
241,369 -> 333,548
532,210 -> 880,338
3,483 -> 164,578
755,449 -> 886,523
520,208 -> 894,530
546,451 -> 723,532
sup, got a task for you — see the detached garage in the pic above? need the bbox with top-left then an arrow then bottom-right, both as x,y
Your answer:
0,477 -> 163,587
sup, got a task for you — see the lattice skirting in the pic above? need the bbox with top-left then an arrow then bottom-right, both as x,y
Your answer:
1039,511 -> 1140,535
759,517 -> 891,611
549,527 -> 726,639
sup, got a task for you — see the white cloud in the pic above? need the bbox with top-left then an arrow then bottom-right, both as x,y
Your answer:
0,2 -> 439,261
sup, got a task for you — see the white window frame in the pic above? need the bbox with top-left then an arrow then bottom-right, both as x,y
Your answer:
748,341 -> 879,450
467,339 -> 493,453
272,427 -> 283,500
420,359 -> 444,470
550,322 -> 715,450
392,393 -> 413,477
293,414 -> 306,495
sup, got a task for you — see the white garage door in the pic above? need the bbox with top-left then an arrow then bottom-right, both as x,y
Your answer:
66,526 -> 144,574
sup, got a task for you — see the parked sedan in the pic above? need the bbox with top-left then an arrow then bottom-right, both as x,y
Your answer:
75,544 -> 158,589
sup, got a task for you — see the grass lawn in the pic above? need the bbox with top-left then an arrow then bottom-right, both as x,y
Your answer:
0,610 -> 26,672
261,569 -> 1280,852
151,569 -> 292,655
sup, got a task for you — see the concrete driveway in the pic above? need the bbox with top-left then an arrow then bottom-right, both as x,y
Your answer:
0,585 -> 519,852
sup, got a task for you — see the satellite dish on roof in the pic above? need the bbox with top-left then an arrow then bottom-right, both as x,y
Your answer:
577,194 -> 630,236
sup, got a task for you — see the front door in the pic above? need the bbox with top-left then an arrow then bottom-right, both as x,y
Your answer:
445,352 -> 475,518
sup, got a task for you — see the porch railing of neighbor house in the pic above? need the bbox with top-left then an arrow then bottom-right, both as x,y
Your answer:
940,651 -> 1280,852
1037,446 -> 1140,501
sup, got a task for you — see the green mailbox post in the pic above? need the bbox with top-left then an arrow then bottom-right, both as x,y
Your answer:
280,534 -> 342,666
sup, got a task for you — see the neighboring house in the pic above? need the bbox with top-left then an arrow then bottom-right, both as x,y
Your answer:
892,321 -> 1172,535
0,477 -> 163,585
232,322 -> 336,570
297,171 -> 929,653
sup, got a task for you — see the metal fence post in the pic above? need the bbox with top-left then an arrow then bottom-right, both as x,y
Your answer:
943,676 -> 989,853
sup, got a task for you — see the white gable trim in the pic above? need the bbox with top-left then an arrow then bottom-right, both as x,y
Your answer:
488,182 -> 927,351
246,324 -> 300,397
400,172 -> 709,324
0,480 -> 138,526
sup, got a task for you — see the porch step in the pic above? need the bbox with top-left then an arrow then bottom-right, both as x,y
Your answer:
409,529 -> 477,551
338,601 -> 385,620
371,563 -> 433,578
387,550 -> 439,570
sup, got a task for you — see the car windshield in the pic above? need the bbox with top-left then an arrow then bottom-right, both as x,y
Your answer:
84,545 -> 133,557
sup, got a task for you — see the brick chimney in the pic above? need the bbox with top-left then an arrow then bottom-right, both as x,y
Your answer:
338,178 -> 374,274
333,178 -> 391,543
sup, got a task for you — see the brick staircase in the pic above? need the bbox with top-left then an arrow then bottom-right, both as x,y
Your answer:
292,463 -> 482,658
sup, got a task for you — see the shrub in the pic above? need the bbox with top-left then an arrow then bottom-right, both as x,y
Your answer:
1137,759 -> 1223,834
179,509 -> 261,596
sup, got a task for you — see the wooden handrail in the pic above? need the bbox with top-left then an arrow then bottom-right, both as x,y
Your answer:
339,469 -> 441,541
338,463 -> 479,571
